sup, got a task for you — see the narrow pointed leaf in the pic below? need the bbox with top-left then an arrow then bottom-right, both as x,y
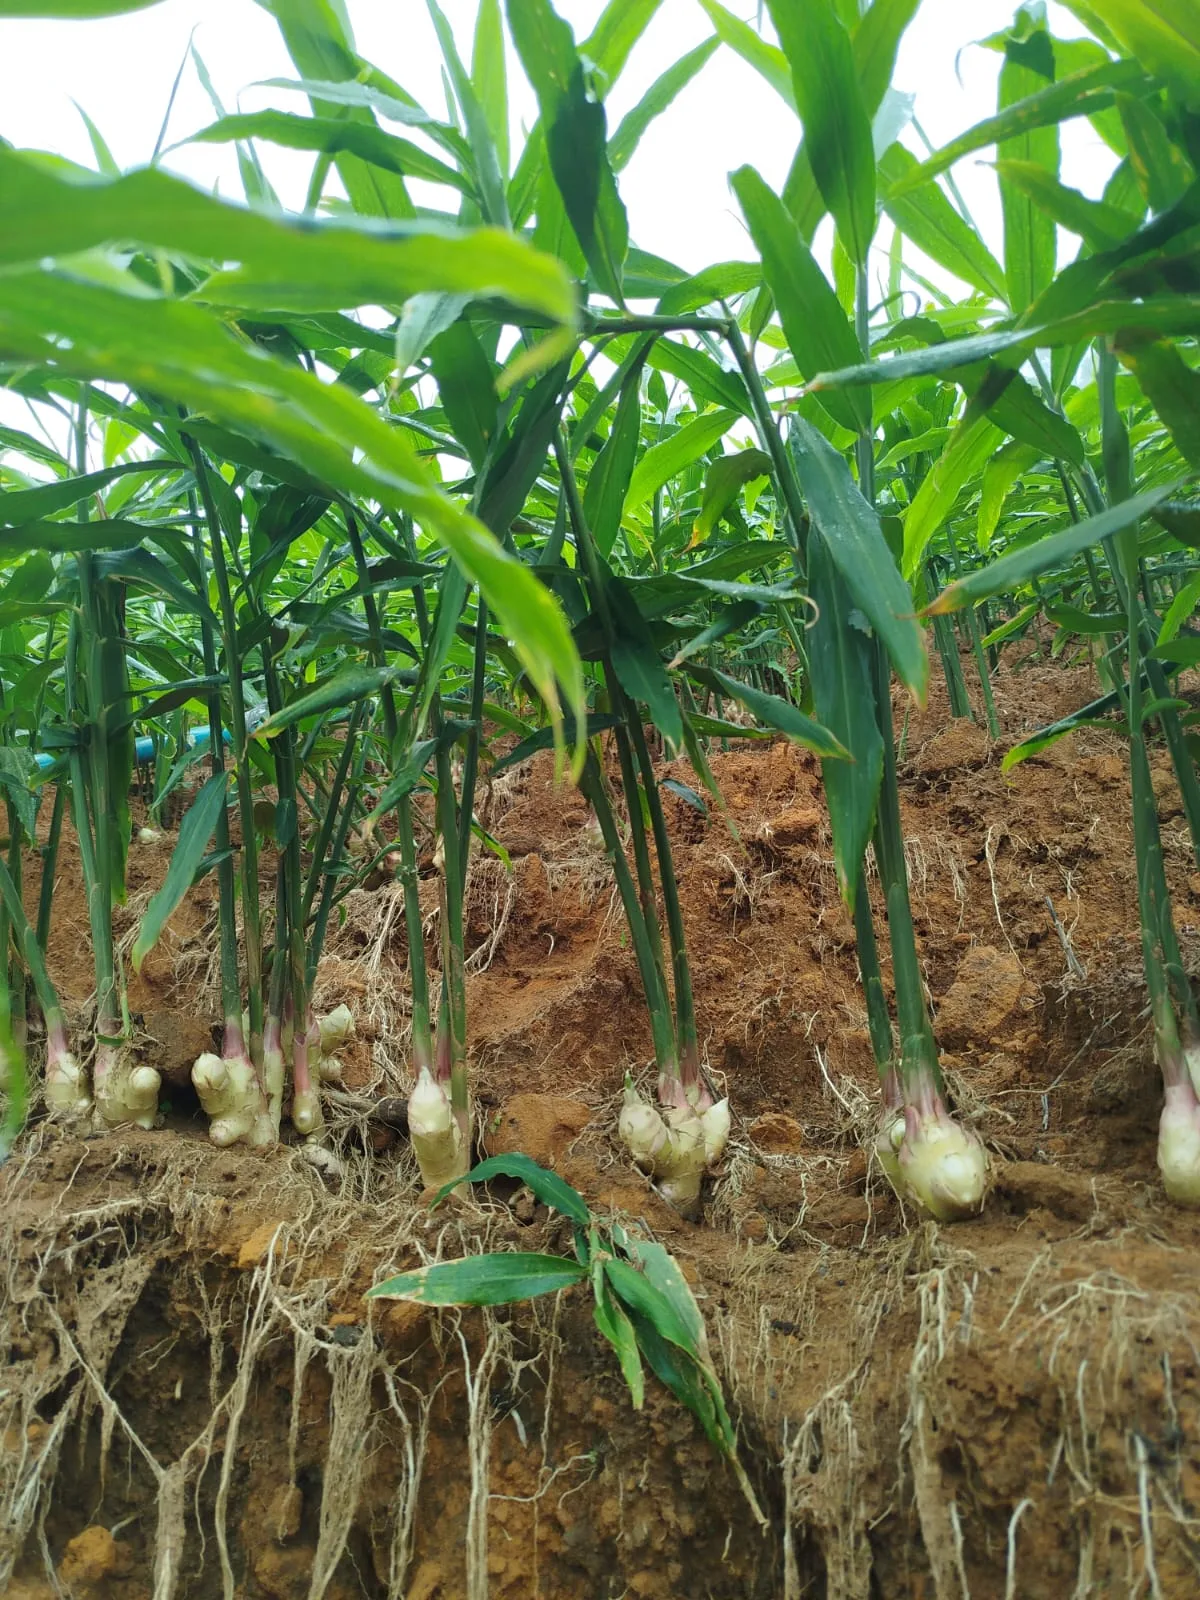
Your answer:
430,1152 -> 591,1224
880,145 -> 1006,300
732,166 -> 869,435
367,1253 -> 587,1305
767,0 -> 875,265
689,666 -> 848,760
788,418 -> 929,699
928,480 -> 1184,613
132,774 -> 227,973
583,355 -> 645,557
625,410 -> 738,511
808,534 -> 883,903
692,449 -> 772,541
609,37 -> 719,172
998,22 -> 1059,314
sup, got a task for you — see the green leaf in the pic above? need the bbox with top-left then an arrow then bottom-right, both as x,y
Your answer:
0,519 -> 157,556
690,665 -> 848,760
506,0 -> 629,304
808,534 -> 883,904
694,0 -> 794,107
979,368 -> 1086,466
788,418 -> 929,699
185,111 -> 469,193
767,0 -> 875,265
593,1276 -> 645,1409
0,461 -> 179,525
879,145 -> 1006,300
430,1152 -> 591,1224
608,577 -> 684,751
994,158 -> 1132,249
257,1 -> 419,221
0,0 -> 162,11
998,17 -> 1059,314
472,0 -> 510,179
904,412 -> 1006,576
428,318 -> 498,472
1083,0 -> 1200,110
883,59 -> 1149,198
131,773 -> 227,974
645,339 -> 752,417
583,352 -> 645,557
0,151 -> 576,325
254,665 -> 409,739
604,1256 -> 700,1355
929,480 -> 1184,612
731,166 -> 869,436
0,273 -> 585,770
625,410 -> 738,511
609,36 -> 719,172
366,1252 -> 588,1305
692,449 -> 772,541
1160,571 -> 1200,645
428,0 -> 510,227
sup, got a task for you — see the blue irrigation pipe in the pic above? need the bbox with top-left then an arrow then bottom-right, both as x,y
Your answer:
33,725 -> 228,771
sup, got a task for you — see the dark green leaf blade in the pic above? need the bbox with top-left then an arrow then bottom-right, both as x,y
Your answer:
788,418 -> 929,700
132,773 -> 228,973
367,1253 -> 588,1305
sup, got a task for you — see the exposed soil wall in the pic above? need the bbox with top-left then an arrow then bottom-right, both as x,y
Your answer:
4,658 -> 1200,1599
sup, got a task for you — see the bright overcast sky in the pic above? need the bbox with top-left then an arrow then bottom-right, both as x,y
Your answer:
2,0 -> 1114,296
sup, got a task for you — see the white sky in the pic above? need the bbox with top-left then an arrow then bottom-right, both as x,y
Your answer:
1,0 -> 1115,298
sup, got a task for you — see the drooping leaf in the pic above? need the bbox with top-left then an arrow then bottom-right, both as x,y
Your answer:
0,272 -> 586,769
131,773 -> 227,973
185,111 -> 469,193
692,450 -> 772,542
788,418 -> 929,699
430,1152 -> 591,1224
688,665 -> 848,760
608,577 -> 684,751
0,151 -> 576,325
879,145 -> 1006,300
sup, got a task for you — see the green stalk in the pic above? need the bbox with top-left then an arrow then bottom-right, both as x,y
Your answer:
185,434 -> 265,1064
853,875 -> 895,1077
944,526 -> 999,736
345,509 -> 433,1073
579,749 -> 677,1071
187,483 -> 245,1055
627,711 -> 699,1090
6,804 -> 26,1055
434,737 -> 468,1122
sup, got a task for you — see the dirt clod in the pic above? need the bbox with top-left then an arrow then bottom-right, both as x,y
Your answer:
482,1092 -> 591,1167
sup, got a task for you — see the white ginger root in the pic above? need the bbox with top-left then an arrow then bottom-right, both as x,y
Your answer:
1158,1081 -> 1200,1208
618,1081 -> 709,1215
93,1044 -> 160,1131
43,1040 -> 91,1120
193,1050 -> 269,1147
700,1097 -> 730,1166
898,1102 -> 988,1222
291,1088 -> 323,1137
318,1004 -> 355,1057
408,1066 -> 467,1190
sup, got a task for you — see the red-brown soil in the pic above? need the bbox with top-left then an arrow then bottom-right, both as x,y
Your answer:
4,656 -> 1200,1599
